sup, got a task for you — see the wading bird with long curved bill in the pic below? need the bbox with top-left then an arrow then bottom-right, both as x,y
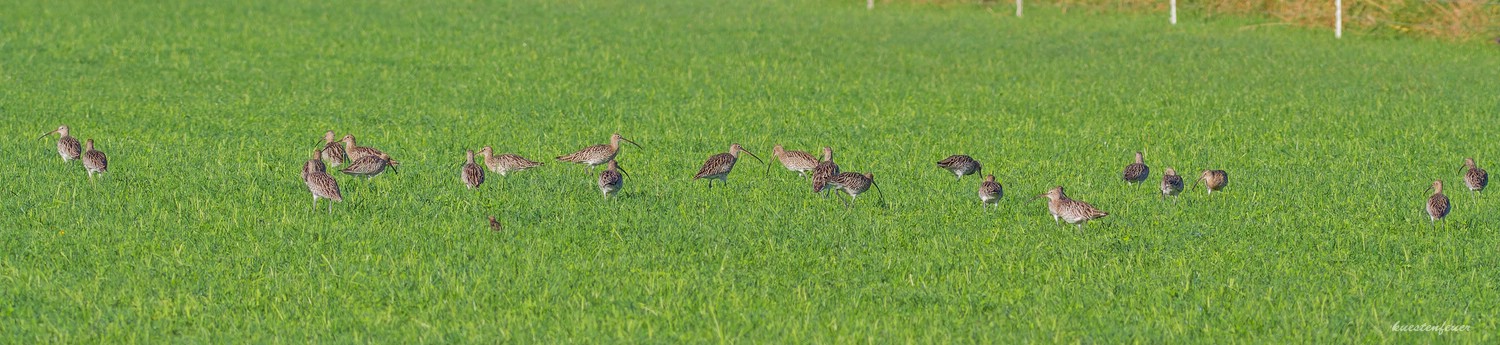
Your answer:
694,143 -> 764,188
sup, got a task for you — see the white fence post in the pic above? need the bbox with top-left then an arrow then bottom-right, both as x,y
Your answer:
1016,0 -> 1022,17
1170,0 -> 1177,24
1334,0 -> 1343,38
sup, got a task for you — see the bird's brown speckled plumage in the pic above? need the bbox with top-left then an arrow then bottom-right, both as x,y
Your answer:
773,145 -> 819,177
479,146 -> 543,176
320,131 -> 347,167
461,150 -> 485,189
305,150 -> 326,175
42,125 -> 82,162
1195,170 -> 1229,194
302,155 -> 342,213
810,147 -> 840,195
979,175 -> 1003,209
341,153 -> 394,178
1463,158 -> 1487,193
830,172 -> 880,207
937,155 -> 981,180
694,143 -> 763,188
81,139 -> 108,180
1123,151 -> 1149,186
557,133 -> 641,170
1035,186 -> 1108,231
1160,168 -> 1184,199
341,134 -> 394,164
598,160 -> 625,198
1426,180 -> 1450,224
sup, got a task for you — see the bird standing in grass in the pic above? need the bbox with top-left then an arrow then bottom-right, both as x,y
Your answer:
341,153 -> 396,178
773,145 -> 819,178
1194,169 -> 1229,194
478,146 -> 543,176
1122,151 -> 1149,186
40,125 -> 81,162
81,139 -> 108,181
1032,186 -> 1108,232
341,134 -> 397,165
557,133 -> 641,172
461,150 -> 485,189
1426,180 -> 1450,227
774,144 -> 822,177
1160,168 -> 1184,200
598,160 -> 626,198
1462,158 -> 1487,194
301,152 -> 342,214
978,174 -> 1003,209
937,155 -> 981,180
810,147 -> 840,196
320,131 -> 346,168
830,172 -> 882,208
694,143 -> 763,188
489,216 -> 504,231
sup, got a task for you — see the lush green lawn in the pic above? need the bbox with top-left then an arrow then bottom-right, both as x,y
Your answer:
2,0 -> 1496,342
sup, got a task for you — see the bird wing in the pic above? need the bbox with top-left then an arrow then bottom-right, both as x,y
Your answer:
305,172 -> 343,201
694,153 -> 735,178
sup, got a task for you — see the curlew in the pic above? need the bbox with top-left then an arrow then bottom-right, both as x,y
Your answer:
937,155 -> 981,180
320,131 -> 347,168
829,172 -> 884,208
773,145 -> 819,178
341,134 -> 397,165
1123,151 -> 1149,186
461,150 -> 485,189
693,143 -> 764,188
1160,168 -> 1184,200
306,150 -> 326,175
810,147 -> 840,196
81,139 -> 108,181
1462,158 -> 1487,194
557,133 -> 641,172
301,152 -> 343,214
1031,186 -> 1108,232
978,174 -> 1003,209
1193,169 -> 1229,194
598,160 -> 626,198
1426,180 -> 1450,227
479,146 -> 544,176
341,152 -> 396,179
40,125 -> 82,162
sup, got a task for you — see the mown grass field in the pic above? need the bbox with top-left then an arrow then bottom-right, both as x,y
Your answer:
2,0 -> 1497,342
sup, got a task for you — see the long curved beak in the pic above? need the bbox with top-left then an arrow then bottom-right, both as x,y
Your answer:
621,136 -> 642,149
742,149 -> 765,164
39,129 -> 58,140
1028,194 -> 1042,202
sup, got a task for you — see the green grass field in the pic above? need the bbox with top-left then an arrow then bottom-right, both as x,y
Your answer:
3,0 -> 1497,342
